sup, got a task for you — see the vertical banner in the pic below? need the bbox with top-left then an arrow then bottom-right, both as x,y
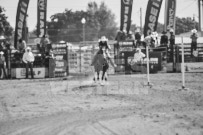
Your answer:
143,0 -> 163,37
164,0 -> 176,32
198,0 -> 203,31
37,0 -> 47,37
14,0 -> 30,49
120,0 -> 133,34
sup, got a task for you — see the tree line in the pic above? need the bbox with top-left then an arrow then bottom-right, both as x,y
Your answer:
0,3 -> 200,43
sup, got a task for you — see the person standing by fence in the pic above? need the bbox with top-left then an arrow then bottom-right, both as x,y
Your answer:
18,39 -> 27,53
0,51 -> 7,79
160,31 -> 168,47
190,29 -> 198,57
135,29 -> 142,47
23,47 -> 35,79
169,29 -> 175,62
40,35 -> 50,54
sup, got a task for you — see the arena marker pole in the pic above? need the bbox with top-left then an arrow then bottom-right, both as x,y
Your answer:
146,46 -> 150,84
146,46 -> 152,87
180,37 -> 188,90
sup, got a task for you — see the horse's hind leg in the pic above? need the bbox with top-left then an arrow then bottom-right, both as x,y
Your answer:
93,71 -> 98,82
97,72 -> 99,81
101,71 -> 105,80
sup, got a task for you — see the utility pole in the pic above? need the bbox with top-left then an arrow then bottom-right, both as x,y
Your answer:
193,14 -> 196,29
140,8 -> 142,34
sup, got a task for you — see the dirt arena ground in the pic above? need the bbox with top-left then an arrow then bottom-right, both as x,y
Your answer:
0,73 -> 203,135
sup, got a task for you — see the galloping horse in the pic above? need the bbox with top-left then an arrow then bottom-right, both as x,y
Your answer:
91,53 -> 109,84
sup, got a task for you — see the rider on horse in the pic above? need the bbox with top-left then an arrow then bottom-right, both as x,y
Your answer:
91,36 -> 116,84
92,36 -> 116,67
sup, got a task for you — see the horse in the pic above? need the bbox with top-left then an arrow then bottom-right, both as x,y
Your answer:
91,53 -> 109,84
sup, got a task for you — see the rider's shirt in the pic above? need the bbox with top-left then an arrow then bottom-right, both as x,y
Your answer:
99,41 -> 109,50
98,41 -> 110,54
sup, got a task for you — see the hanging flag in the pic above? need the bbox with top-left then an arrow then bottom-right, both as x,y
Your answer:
37,0 -> 47,37
120,0 -> 133,34
14,0 -> 30,49
143,0 -> 163,37
164,0 -> 176,32
198,0 -> 203,31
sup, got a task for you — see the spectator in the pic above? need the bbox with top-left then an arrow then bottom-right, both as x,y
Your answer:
133,48 -> 145,63
130,48 -> 145,71
0,51 -> 7,79
190,29 -> 198,57
18,38 -> 27,53
40,35 -> 50,53
151,32 -> 159,48
0,35 -> 6,51
160,31 -> 168,47
126,31 -> 135,40
135,29 -> 142,47
169,29 -> 175,62
44,50 -> 55,68
115,30 -> 122,41
23,47 -> 35,79
46,49 -> 55,59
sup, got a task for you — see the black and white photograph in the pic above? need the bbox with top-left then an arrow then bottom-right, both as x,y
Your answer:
0,0 -> 203,134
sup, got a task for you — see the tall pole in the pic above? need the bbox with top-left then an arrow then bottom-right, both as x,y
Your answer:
193,14 -> 196,29
80,24 -> 85,73
140,8 -> 142,34
81,18 -> 86,73
180,36 -> 187,90
146,46 -> 150,85
164,0 -> 168,31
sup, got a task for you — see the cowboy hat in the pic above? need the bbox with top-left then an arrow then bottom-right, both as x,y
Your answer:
191,29 -> 197,33
152,31 -> 158,37
162,31 -> 167,34
136,48 -> 141,52
26,47 -> 31,50
0,51 -> 4,55
135,29 -> 140,33
170,29 -> 174,33
0,35 -> 5,40
100,36 -> 108,42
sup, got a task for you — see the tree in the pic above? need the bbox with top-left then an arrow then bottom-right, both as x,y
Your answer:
89,2 -> 117,40
0,6 -> 13,39
47,9 -> 88,42
175,17 -> 198,35
47,1 -> 117,42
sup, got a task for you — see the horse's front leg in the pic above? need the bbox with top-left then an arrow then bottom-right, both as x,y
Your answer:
93,71 -> 99,82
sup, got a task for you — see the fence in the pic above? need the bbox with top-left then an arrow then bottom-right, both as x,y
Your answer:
175,43 -> 203,72
176,43 -> 203,62
68,41 -> 116,75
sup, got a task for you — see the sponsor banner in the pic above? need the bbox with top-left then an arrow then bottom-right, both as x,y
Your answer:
37,0 -> 47,37
198,0 -> 203,31
143,0 -> 163,37
164,0 -> 176,32
176,62 -> 203,72
13,68 -> 45,78
126,52 -> 162,73
14,0 -> 30,49
120,0 -> 133,33
55,60 -> 67,71
118,40 -> 134,46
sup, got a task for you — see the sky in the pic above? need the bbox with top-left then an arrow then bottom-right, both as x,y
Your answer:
0,0 -> 199,31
